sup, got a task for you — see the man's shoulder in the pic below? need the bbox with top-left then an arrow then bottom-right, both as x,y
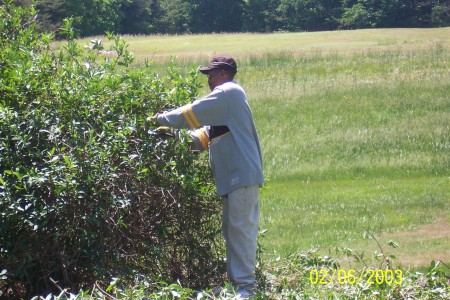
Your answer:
217,81 -> 245,95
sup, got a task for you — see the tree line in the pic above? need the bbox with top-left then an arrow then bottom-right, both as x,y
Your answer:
15,0 -> 450,37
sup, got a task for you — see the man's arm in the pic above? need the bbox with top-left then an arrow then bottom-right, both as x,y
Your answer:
157,88 -> 229,129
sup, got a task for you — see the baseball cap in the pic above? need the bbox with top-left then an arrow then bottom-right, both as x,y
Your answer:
198,56 -> 237,74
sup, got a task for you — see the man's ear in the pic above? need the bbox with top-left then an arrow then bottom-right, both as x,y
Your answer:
222,69 -> 233,79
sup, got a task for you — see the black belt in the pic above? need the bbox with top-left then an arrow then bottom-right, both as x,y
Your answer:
209,126 -> 230,139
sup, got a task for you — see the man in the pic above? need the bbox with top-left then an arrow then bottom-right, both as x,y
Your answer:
151,56 -> 264,298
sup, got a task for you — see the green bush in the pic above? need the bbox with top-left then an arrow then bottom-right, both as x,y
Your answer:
0,1 -> 224,298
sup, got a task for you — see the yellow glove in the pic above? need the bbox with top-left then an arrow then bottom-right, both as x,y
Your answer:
155,126 -> 172,135
149,126 -> 175,137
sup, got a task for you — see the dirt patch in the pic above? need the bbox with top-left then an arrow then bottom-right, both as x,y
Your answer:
383,218 -> 450,240
379,219 -> 450,267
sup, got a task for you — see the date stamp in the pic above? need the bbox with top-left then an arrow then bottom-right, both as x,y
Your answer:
309,268 -> 403,285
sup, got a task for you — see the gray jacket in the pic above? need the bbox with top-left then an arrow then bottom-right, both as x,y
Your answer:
157,81 -> 264,196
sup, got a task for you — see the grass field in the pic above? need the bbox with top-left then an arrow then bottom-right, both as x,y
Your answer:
250,44 -> 449,268
87,27 -> 450,63
88,28 -> 450,269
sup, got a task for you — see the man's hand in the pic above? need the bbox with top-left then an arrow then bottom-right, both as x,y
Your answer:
146,114 -> 158,126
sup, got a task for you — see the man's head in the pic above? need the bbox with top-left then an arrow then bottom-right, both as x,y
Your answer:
199,56 -> 237,90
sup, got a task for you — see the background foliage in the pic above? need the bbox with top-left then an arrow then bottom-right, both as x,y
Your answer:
0,1 -> 224,298
13,0 -> 450,37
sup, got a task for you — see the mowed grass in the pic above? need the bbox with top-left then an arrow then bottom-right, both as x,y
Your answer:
83,28 -> 450,268
259,177 -> 448,256
85,27 -> 450,63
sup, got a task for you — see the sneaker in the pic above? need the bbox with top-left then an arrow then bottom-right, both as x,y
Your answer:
211,286 -> 225,296
211,286 -> 234,298
235,289 -> 256,299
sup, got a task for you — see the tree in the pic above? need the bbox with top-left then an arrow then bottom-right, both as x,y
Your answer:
376,0 -> 423,27
431,2 -> 450,26
64,0 -> 125,36
189,0 -> 245,33
421,0 -> 450,27
158,0 -> 192,33
121,0 -> 161,34
34,0 -> 66,34
339,0 -> 450,29
242,0 -> 283,32
276,0 -> 341,31
340,1 -> 376,28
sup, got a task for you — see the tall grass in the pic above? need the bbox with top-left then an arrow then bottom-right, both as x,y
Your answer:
243,46 -> 448,179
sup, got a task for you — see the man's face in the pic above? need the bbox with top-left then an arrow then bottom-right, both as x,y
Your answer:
207,69 -> 226,91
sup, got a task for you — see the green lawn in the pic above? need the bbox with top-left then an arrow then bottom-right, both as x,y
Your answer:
93,28 -> 450,268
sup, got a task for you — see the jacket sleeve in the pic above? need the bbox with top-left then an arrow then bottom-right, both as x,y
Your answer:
189,127 -> 210,151
157,88 -> 229,129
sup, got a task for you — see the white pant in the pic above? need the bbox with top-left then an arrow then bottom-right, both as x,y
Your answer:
222,185 -> 259,290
